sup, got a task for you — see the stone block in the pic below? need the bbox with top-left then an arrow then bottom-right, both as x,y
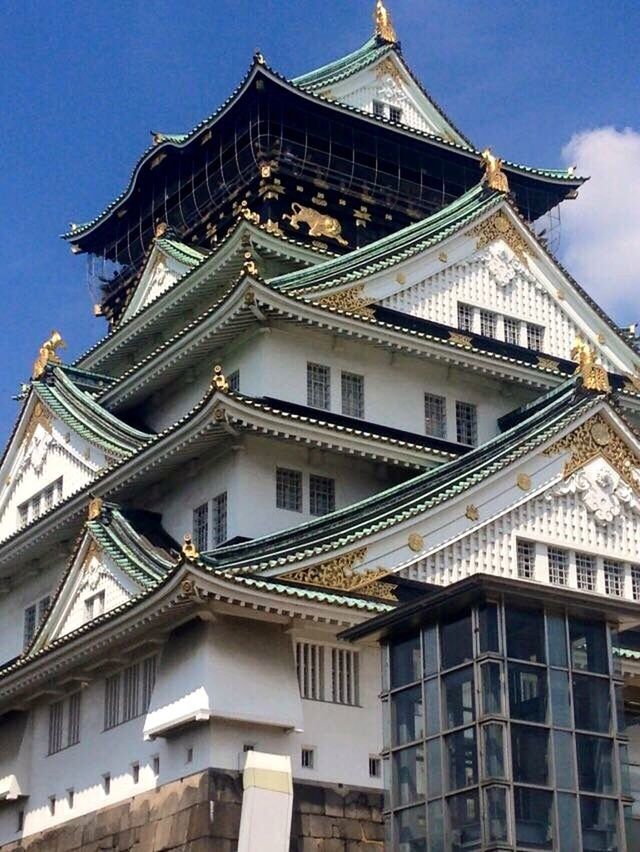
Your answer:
324,790 -> 345,818
210,801 -> 241,840
185,801 -> 211,841
293,784 -> 325,815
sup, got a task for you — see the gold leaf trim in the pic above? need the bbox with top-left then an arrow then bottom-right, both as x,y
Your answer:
467,212 -> 530,261
449,331 -> 473,348
317,284 -> 375,319
279,547 -> 397,601
537,357 -> 561,372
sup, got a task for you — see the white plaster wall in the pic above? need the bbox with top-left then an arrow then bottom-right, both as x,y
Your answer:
58,557 -> 138,639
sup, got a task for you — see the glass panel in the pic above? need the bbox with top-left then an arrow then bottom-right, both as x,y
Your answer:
485,786 -> 509,844
391,634 -> 421,688
480,661 -> 502,716
482,723 -> 505,779
427,799 -> 445,852
557,793 -> 581,852
576,735 -> 615,794
511,724 -> 550,785
425,678 -> 440,737
392,745 -> 425,807
573,675 -> 611,733
514,786 -> 554,850
392,686 -> 424,746
580,795 -> 619,852
619,743 -> 630,797
381,644 -> 389,692
570,619 -> 609,674
443,666 -> 475,729
426,737 -> 442,799
508,662 -> 548,722
550,669 -> 572,728
614,683 -> 626,734
382,698 -> 390,750
445,727 -> 477,791
394,804 -> 427,852
440,610 -> 473,670
478,602 -> 500,653
506,606 -> 546,663
447,789 -> 481,851
554,730 -> 576,789
548,613 -> 568,667
423,624 -> 438,676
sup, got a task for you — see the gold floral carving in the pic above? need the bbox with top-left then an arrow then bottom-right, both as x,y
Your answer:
537,357 -> 561,372
282,203 -> 348,246
278,547 -> 397,601
375,56 -> 403,84
24,402 -> 52,443
317,284 -> 375,319
374,0 -> 397,42
466,212 -> 530,262
544,414 -> 640,492
480,149 -> 510,193
32,331 -> 66,380
408,533 -> 424,553
571,335 -> 610,392
449,331 -> 473,349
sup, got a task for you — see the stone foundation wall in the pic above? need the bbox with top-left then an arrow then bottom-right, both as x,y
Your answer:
1,769 -> 384,851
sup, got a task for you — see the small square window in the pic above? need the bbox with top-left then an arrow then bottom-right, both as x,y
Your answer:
301,747 -> 315,769
103,773 -> 111,795
527,323 -> 544,351
548,546 -> 569,585
85,590 -> 105,621
341,371 -> 364,418
373,100 -> 385,117
276,468 -> 302,512
48,796 -> 56,816
227,370 -> 240,393
67,788 -> 75,809
132,762 -> 140,784
153,756 -> 160,776
186,748 -> 193,764
17,810 -> 24,832
369,756 -> 381,778
455,401 -> 478,446
604,560 -> 623,597
516,540 -> 535,579
576,553 -> 596,591
307,362 -> 331,410
389,106 -> 402,123
632,566 -> 640,601
504,317 -> 520,346
243,743 -> 256,752
480,309 -> 497,338
309,475 -> 335,516
457,303 -> 474,332
424,394 -> 447,439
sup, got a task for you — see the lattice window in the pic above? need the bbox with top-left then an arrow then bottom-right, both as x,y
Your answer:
67,693 -> 81,746
373,100 -> 385,117
142,656 -> 157,712
504,317 -> 521,346
389,106 -> 402,123
604,560 -> 623,597
526,323 -> 545,352
276,468 -> 302,512
122,663 -> 140,722
456,401 -> 478,446
457,303 -> 474,332
296,642 -> 325,700
48,700 -> 64,755
548,547 -> 569,585
341,371 -> 365,418
632,566 -> 640,602
480,309 -> 497,338
23,595 -> 50,649
332,648 -> 359,706
227,370 -> 240,393
576,553 -> 597,592
425,393 -> 447,439
85,590 -> 105,621
307,362 -> 331,410
104,674 -> 120,730
212,492 -> 228,545
104,655 -> 157,730
310,475 -> 335,516
516,540 -> 535,579
18,477 -> 63,528
193,503 -> 209,551
295,641 -> 359,706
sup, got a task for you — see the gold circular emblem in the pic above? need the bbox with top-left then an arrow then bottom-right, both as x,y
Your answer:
408,533 -> 424,553
181,579 -> 195,596
516,473 -> 531,491
590,422 -> 610,447
494,214 -> 509,234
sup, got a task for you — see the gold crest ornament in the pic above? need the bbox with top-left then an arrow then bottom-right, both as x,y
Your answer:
480,149 -> 510,193
211,365 -> 229,393
374,0 -> 397,43
32,331 -> 66,380
282,203 -> 348,246
182,533 -> 199,560
571,335 -> 610,393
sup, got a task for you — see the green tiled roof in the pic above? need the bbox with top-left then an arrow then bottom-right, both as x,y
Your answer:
293,36 -> 393,90
271,183 -> 500,294
34,367 -> 152,456
156,238 -> 208,267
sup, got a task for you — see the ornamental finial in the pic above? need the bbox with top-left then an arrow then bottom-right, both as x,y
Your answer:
374,0 -> 397,43
32,330 -> 66,380
480,148 -> 510,193
571,334 -> 611,393
182,533 -> 199,560
211,364 -> 229,392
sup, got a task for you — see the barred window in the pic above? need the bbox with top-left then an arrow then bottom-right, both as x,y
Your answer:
67,693 -> 81,746
604,560 -> 623,597
307,362 -> 331,410
18,478 -> 63,528
332,647 -> 359,706
455,401 -> 478,446
301,747 -> 315,769
548,546 -> 569,585
295,641 -> 359,706
104,655 -> 157,730
44,483 -> 55,511
516,540 -> 535,579
341,371 -> 364,418
296,641 -> 325,700
504,317 -> 521,346
276,468 -> 302,512
193,503 -> 209,552
310,475 -> 335,516
424,394 -> 447,439
48,700 -> 64,755
632,566 -> 640,602
122,663 -> 140,722
85,590 -> 105,621
104,674 -> 120,730
227,370 -> 240,393
389,105 -> 402,123
457,303 -> 474,332
527,323 -> 544,352
576,553 -> 597,591
480,309 -> 497,338
18,504 -> 29,529
142,656 -> 157,712
23,595 -> 50,649
212,492 -> 227,545
373,100 -> 385,117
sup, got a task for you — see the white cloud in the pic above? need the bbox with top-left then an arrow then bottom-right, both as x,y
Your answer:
559,126 -> 640,325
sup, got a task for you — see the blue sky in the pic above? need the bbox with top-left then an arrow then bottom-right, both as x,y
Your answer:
0,0 -> 638,436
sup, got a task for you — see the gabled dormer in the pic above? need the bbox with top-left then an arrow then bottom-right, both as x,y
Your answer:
30,500 -> 178,653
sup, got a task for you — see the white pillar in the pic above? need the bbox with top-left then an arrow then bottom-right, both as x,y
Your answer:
237,751 -> 293,852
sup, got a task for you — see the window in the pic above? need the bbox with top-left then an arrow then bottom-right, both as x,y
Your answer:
17,810 -> 24,832
389,105 -> 402,123
295,641 -> 359,706
153,756 -> 160,776
67,788 -> 74,809
455,401 -> 477,446
103,773 -> 111,795
212,492 -> 227,545
307,362 -> 330,410
23,595 -> 50,648
192,503 -> 208,552
48,796 -> 56,816
373,100 -> 385,117
424,394 -> 447,439
504,316 -> 520,346
48,701 -> 64,755
227,370 -> 240,392
103,656 -> 157,730
67,692 -> 81,746
332,647 -> 359,705
85,590 -> 105,621
632,566 -> 640,601
301,748 -> 315,769
276,468 -> 302,512
341,371 -> 364,418
548,546 -> 569,585
18,478 -> 63,528
457,303 -> 473,332
296,641 -> 324,701
48,693 -> 81,755
479,309 -> 497,338
576,553 -> 596,591
516,540 -> 535,579
604,560 -> 623,596
527,322 -> 544,351
369,756 -> 381,778
186,747 -> 193,764
309,475 -> 335,516
132,762 -> 140,784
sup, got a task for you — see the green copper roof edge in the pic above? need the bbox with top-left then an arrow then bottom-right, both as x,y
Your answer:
292,36 -> 391,88
156,238 -> 208,267
87,520 -> 168,587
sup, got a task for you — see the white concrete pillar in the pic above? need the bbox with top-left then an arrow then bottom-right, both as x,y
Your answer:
237,751 -> 293,852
